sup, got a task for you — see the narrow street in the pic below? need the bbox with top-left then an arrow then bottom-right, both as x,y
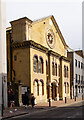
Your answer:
6,102 -> 84,119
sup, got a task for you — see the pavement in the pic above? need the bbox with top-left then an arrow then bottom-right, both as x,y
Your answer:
2,97 -> 84,120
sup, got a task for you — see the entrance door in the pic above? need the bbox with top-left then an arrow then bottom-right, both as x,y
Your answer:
51,83 -> 57,100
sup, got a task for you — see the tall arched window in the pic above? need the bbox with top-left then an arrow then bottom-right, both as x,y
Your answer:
64,65 -> 66,77
52,62 -> 54,75
33,56 -> 38,72
40,79 -> 44,95
67,82 -> 69,93
58,65 -> 60,77
39,57 -> 43,73
66,66 -> 68,78
39,59 -> 41,73
55,63 -> 57,76
46,61 -> 48,75
33,79 -> 38,96
37,83 -> 39,96
64,82 -> 66,93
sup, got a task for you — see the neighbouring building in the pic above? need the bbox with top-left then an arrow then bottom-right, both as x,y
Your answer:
68,50 -> 84,98
0,0 -> 7,118
7,15 -> 70,106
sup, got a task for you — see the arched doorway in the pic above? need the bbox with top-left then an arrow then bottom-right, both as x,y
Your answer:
51,80 -> 59,100
51,82 -> 57,99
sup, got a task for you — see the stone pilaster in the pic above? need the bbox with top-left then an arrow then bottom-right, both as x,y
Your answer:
18,85 -> 22,106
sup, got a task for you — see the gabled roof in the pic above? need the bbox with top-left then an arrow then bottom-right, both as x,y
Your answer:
32,15 -> 52,23
51,15 -> 68,47
32,15 -> 68,47
7,15 -> 68,48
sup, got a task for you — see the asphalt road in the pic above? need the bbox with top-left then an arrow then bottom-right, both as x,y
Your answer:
6,102 -> 84,120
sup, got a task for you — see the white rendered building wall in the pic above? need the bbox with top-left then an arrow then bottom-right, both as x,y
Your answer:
0,0 -> 7,119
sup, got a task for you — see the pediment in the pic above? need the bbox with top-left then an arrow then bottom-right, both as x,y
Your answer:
31,15 -> 68,57
50,15 -> 68,48
32,15 -> 68,48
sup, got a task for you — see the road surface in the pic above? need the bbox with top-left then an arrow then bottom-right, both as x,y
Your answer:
5,102 -> 84,119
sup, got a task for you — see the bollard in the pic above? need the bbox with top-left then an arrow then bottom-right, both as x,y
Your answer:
65,97 -> 67,103
74,96 -> 76,101
49,98 -> 51,107
1,103 -> 3,116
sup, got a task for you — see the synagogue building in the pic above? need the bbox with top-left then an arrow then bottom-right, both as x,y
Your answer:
7,15 -> 70,105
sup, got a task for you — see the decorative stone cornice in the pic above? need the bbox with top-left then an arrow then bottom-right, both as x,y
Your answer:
60,56 -> 70,62
48,50 -> 61,58
12,40 -> 49,53
12,40 -> 70,62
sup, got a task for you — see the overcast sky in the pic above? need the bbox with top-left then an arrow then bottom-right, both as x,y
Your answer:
6,0 -> 83,50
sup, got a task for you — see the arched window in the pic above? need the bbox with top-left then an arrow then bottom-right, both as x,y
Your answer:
55,63 -> 57,76
66,66 -> 68,78
64,65 -> 66,77
39,59 -> 41,73
46,61 -> 48,75
64,82 -> 66,93
58,65 -> 60,77
37,83 -> 39,96
52,62 -> 54,75
33,56 -> 38,72
33,79 -> 39,96
39,57 -> 43,73
40,79 -> 44,95
67,82 -> 69,93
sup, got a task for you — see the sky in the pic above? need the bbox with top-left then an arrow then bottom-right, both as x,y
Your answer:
6,0 -> 83,50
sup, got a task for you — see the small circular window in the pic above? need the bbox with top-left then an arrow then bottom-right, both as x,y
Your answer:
46,29 -> 56,49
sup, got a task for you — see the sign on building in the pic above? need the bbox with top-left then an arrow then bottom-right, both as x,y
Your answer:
21,87 -> 27,94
